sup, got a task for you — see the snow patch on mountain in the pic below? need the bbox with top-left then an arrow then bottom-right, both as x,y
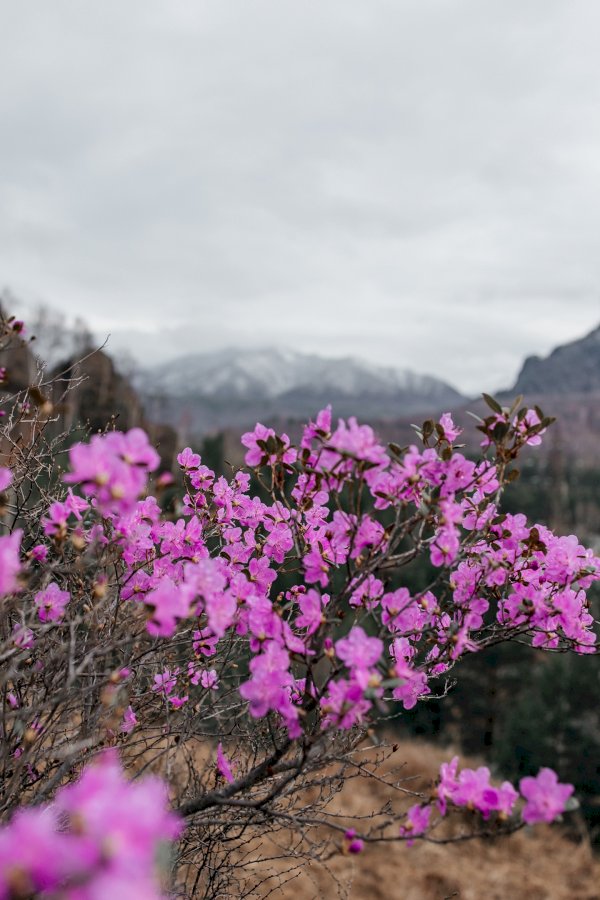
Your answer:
139,347 -> 464,403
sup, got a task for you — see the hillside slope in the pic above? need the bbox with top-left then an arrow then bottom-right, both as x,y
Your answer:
512,323 -> 600,394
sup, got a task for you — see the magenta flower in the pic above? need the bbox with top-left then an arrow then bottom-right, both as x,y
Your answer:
344,829 -> 364,854
303,546 -> 332,587
400,803 -> 431,846
192,628 -> 219,658
438,412 -> 462,443
519,768 -> 574,824
216,743 -> 235,784
240,641 -> 300,736
328,417 -> 388,467
144,576 -> 193,638
168,694 -> 189,708
0,530 -> 22,596
301,405 -> 332,449
12,623 -> 34,649
65,429 -> 159,515
30,543 -> 48,563
0,467 -> 11,492
241,424 -> 296,467
152,668 -> 179,698
241,423 -> 277,467
264,521 -> 294,563
34,582 -> 70,623
199,669 -> 219,690
294,588 -> 327,634
451,766 -> 494,811
42,500 -> 70,538
120,705 -> 137,734
436,756 -> 459,815
320,677 -> 372,730
177,447 -> 202,470
335,626 -> 383,672
391,660 -> 430,710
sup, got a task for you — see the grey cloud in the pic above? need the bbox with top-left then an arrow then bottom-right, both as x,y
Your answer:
1,0 -> 599,393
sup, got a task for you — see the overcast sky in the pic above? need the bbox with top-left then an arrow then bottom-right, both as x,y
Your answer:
1,1 -> 600,393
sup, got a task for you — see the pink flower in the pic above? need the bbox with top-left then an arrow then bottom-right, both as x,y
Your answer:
0,467 -> 12,492
185,557 -> 237,637
144,576 -> 194,638
438,413 -> 462,443
0,530 -> 22,596
516,409 -> 545,446
320,677 -> 372,730
391,661 -> 430,710
241,423 -> 296,467
328,417 -> 388,467
30,544 -> 48,563
519,768 -> 574,824
56,749 -> 182,881
168,695 -> 189,708
344,829 -> 364,854
199,669 -> 219,690
152,668 -> 179,698
216,743 -> 235,783
301,405 -> 332,449
264,521 -> 294,563
65,429 -> 159,515
400,803 -> 431,846
42,501 -> 70,538
451,766 -> 494,811
335,626 -> 383,672
192,628 -> 219,658
430,527 -> 460,567
177,447 -> 202,470
294,589 -> 327,634
437,756 -> 459,814
120,705 -> 137,734
12,623 -> 34,649
239,641 -> 299,735
303,546 -> 332,587
34,582 -> 70,623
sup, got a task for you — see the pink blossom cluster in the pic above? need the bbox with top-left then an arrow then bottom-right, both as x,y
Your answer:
64,428 -> 160,515
398,757 -> 574,845
0,750 -> 181,899
44,406 -> 597,744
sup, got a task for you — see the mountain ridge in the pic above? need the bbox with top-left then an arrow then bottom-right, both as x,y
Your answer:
511,322 -> 600,394
135,346 -> 467,436
138,346 -> 465,402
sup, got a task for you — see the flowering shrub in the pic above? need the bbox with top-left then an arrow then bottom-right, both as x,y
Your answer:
0,317 -> 597,897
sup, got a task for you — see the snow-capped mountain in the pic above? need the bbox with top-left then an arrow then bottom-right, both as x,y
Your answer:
137,347 -> 466,436
140,347 -> 462,401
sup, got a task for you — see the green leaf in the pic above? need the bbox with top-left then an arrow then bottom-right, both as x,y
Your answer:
491,422 -> 510,441
482,393 -> 503,414
422,419 -> 435,439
